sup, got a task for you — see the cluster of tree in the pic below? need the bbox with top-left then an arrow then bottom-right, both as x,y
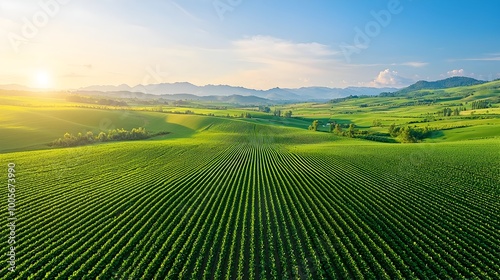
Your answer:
153,106 -> 164,112
329,120 -> 397,142
240,112 -> 252,118
258,106 -> 271,113
439,107 -> 464,117
379,92 -> 396,97
330,95 -> 362,103
372,119 -> 382,127
327,121 -> 353,130
336,111 -> 359,114
332,123 -> 356,137
66,95 -> 127,106
272,109 -> 292,118
393,100 -> 437,107
355,134 -> 397,143
388,124 -> 433,143
50,127 -> 166,147
160,109 -> 197,115
313,120 -> 356,138
133,100 -> 169,105
471,100 -> 491,110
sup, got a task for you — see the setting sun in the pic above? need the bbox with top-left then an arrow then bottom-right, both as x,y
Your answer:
34,71 -> 51,89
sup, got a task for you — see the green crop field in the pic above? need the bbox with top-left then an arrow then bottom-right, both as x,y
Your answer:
1,107 -> 499,279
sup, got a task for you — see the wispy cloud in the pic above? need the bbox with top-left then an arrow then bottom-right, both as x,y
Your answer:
397,61 -> 429,67
450,54 -> 500,62
233,35 -> 339,65
463,57 -> 500,61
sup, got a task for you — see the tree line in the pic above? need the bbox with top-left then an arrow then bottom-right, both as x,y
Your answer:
66,95 -> 128,106
309,120 -> 357,138
388,124 -> 433,143
50,127 -> 169,147
258,107 -> 293,118
471,100 -> 491,110
439,107 -> 465,117
308,119 -> 435,143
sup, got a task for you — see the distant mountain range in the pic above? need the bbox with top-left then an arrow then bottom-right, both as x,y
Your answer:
77,83 -> 398,102
0,84 -> 41,91
0,77 -> 489,104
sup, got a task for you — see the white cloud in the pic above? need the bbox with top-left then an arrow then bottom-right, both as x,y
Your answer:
447,69 -> 465,77
369,69 -> 412,87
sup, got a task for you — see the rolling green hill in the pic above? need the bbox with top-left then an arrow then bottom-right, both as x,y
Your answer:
382,76 -> 487,96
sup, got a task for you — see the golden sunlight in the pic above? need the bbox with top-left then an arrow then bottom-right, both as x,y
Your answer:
34,70 -> 52,89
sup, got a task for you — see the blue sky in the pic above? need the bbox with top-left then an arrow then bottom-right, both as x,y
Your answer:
1,0 -> 499,89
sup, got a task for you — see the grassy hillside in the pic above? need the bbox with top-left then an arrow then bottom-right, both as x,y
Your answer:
0,103 -> 239,152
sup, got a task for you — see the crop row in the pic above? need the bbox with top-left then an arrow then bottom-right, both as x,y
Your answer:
1,139 -> 498,279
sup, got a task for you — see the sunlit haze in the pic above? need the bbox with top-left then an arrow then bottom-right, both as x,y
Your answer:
34,70 -> 51,88
1,0 -> 499,90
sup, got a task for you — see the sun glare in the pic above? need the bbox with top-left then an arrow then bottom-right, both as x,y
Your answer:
35,71 -> 51,89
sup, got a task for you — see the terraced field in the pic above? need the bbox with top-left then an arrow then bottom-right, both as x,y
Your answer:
1,121 -> 499,279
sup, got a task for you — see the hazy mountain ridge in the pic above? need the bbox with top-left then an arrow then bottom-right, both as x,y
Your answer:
75,90 -> 278,105
77,82 -> 398,101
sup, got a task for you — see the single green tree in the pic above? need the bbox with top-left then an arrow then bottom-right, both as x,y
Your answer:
97,132 -> 107,142
334,124 -> 342,135
86,131 -> 94,142
348,124 -> 355,137
310,120 -> 319,131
